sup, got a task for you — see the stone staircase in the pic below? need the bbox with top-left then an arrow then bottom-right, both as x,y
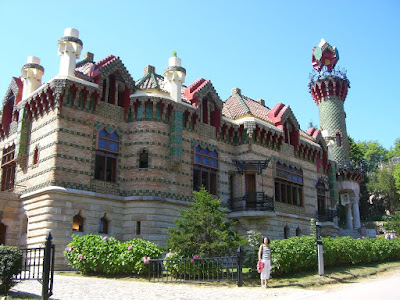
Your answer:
339,228 -> 363,239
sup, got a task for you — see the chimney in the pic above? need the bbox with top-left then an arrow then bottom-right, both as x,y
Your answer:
256,99 -> 265,106
164,52 -> 186,102
21,56 -> 44,100
58,28 -> 83,76
144,65 -> 155,75
232,87 -> 241,96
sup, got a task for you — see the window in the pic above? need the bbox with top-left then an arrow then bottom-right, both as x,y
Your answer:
284,225 -> 290,239
99,214 -> 108,234
193,145 -> 218,195
0,222 -> 6,245
274,162 -> 303,206
296,227 -> 302,236
136,221 -> 141,235
1,145 -> 16,191
317,184 -> 326,213
21,215 -> 28,235
336,133 -> 342,147
72,212 -> 84,232
95,129 -> 119,182
139,150 -> 149,168
33,147 -> 39,165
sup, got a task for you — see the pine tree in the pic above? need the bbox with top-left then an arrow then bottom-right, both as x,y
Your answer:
166,188 -> 243,257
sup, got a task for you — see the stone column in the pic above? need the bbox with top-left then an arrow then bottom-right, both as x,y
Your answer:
345,203 -> 353,230
352,203 -> 361,229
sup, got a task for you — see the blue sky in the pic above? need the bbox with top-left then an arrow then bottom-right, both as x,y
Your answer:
0,1 -> 399,149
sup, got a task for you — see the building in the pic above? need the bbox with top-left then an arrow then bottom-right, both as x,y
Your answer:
0,28 -> 360,269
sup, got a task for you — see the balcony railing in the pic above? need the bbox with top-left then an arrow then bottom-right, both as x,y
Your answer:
229,192 -> 274,212
337,159 -> 365,173
315,209 -> 338,222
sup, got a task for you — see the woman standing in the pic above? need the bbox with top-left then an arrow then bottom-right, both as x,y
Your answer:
258,236 -> 271,288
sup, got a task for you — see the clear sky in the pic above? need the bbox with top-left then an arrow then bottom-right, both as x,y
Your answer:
0,1 -> 399,149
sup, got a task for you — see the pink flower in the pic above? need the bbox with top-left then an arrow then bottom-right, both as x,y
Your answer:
165,252 -> 172,258
191,254 -> 198,263
103,236 -> 108,241
142,256 -> 151,264
128,245 -> 133,251
78,254 -> 83,260
65,247 -> 71,252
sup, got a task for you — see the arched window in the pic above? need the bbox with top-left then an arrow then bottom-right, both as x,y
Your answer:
72,212 -> 84,232
193,145 -> 218,195
99,214 -> 108,234
296,227 -> 302,236
139,150 -> 149,168
336,133 -> 342,147
274,162 -> 303,206
95,129 -> 119,182
284,225 -> 290,239
0,222 -> 6,245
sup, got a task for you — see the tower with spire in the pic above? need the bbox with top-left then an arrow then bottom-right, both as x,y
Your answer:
309,39 -> 363,232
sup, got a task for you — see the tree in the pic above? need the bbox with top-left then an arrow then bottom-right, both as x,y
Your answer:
385,212 -> 400,234
356,140 -> 388,173
367,163 -> 399,214
166,188 -> 243,257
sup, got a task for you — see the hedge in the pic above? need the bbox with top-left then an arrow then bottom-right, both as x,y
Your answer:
270,236 -> 400,276
64,235 -> 162,275
0,246 -> 22,295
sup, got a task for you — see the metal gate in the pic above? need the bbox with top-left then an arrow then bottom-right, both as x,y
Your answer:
149,247 -> 243,286
13,232 -> 55,300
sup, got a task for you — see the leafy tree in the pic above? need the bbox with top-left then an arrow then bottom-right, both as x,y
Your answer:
166,188 -> 244,257
387,138 -> 400,159
348,136 -> 364,163
385,212 -> 400,234
356,140 -> 388,173
367,163 -> 399,214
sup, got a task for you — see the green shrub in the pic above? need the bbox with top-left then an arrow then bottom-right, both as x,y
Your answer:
64,235 -> 162,275
0,246 -> 22,295
269,236 -> 400,277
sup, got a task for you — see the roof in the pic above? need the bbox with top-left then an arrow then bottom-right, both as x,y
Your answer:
222,91 -> 272,122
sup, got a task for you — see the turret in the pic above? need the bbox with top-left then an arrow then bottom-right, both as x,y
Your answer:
57,28 -> 83,76
164,52 -> 186,102
21,56 -> 44,100
309,39 -> 363,231
309,39 -> 350,163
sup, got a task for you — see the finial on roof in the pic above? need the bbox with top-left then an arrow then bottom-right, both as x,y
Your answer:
144,65 -> 155,75
312,39 -> 339,72
173,51 -> 177,57
232,87 -> 241,96
83,52 -> 94,63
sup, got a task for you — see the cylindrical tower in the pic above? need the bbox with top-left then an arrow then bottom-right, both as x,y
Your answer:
309,39 -> 363,232
309,39 -> 350,163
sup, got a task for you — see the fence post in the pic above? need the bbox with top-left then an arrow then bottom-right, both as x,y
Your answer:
237,246 -> 243,287
42,232 -> 52,300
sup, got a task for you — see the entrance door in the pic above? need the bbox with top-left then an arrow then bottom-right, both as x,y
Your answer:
246,174 -> 256,209
0,222 -> 6,245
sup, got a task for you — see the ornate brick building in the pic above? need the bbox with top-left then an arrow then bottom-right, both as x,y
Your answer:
0,29 -> 358,268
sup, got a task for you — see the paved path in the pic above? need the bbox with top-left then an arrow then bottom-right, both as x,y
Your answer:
10,269 -> 400,300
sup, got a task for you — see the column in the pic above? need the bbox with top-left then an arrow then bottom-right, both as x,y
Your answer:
345,203 -> 353,230
352,203 -> 361,229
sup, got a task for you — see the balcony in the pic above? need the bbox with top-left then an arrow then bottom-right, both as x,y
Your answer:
316,209 -> 338,222
229,192 -> 274,212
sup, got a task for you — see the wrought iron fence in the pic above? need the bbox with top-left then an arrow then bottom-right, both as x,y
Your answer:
13,233 -> 55,300
316,209 -> 338,222
229,192 -> 274,212
148,247 -> 243,286
337,159 -> 365,173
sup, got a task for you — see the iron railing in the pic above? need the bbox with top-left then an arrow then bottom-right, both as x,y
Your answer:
229,192 -> 274,212
316,209 -> 338,222
337,159 -> 365,173
13,233 -> 55,300
149,247 -> 243,286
